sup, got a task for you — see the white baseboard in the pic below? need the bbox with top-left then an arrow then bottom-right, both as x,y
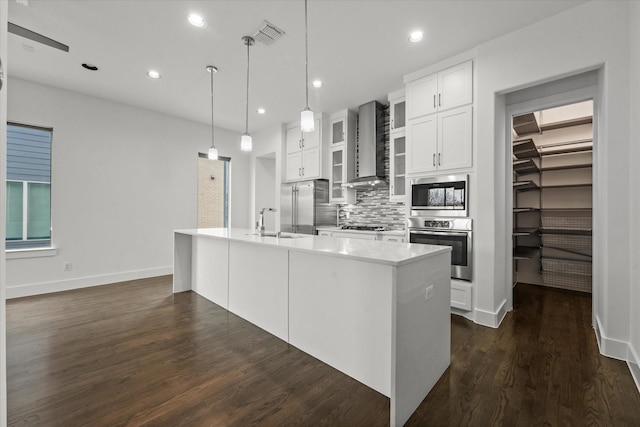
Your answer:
594,315 -> 629,361
628,343 -> 640,395
473,298 -> 508,328
451,306 -> 475,322
6,266 -> 172,299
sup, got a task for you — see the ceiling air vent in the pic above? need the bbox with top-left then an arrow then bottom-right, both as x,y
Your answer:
253,20 -> 285,46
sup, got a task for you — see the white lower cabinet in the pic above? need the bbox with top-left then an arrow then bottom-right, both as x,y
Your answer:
451,281 -> 472,311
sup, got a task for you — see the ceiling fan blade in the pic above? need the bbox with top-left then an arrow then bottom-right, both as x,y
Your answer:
8,22 -> 69,52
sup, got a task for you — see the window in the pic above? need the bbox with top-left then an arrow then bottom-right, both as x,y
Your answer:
197,154 -> 230,228
6,123 -> 52,250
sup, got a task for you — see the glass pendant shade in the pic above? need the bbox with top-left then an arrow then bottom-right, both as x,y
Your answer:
208,146 -> 219,160
301,108 -> 315,132
241,134 -> 253,152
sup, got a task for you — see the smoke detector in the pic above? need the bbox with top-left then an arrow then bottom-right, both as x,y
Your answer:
253,20 -> 285,46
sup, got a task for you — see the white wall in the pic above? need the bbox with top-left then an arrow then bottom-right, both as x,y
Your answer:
249,123 -> 284,232
254,157 -> 277,231
628,0 -> 640,383
5,77 -> 249,297
473,1 -> 632,359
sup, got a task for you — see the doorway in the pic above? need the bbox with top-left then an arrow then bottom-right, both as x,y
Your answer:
197,154 -> 230,228
504,71 -> 599,316
511,100 -> 593,293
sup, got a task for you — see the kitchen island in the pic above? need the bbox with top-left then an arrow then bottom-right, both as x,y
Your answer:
173,228 -> 451,427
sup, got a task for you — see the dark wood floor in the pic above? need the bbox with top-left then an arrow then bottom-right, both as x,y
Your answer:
7,276 -> 640,426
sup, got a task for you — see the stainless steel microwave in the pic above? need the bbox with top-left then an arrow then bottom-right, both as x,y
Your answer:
410,174 -> 469,217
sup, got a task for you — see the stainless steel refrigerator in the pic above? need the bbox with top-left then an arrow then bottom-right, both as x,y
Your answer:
280,179 -> 337,235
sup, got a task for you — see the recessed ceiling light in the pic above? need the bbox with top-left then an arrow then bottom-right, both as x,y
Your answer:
82,63 -> 98,71
312,80 -> 322,88
257,108 -> 266,115
188,13 -> 207,28
409,30 -> 424,43
147,70 -> 161,79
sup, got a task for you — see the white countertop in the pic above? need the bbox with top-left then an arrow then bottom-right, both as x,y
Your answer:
175,228 -> 449,267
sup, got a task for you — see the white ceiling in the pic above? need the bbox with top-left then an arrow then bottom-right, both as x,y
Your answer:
7,0 -> 585,135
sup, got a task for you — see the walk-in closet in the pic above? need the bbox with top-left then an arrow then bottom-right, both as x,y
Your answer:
512,100 -> 593,292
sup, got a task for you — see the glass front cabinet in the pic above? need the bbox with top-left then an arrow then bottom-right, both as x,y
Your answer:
328,110 -> 357,204
389,131 -> 406,201
389,91 -> 406,132
388,90 -> 407,202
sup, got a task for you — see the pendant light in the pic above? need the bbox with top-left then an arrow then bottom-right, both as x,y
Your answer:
300,0 -> 314,133
206,65 -> 219,160
241,36 -> 254,152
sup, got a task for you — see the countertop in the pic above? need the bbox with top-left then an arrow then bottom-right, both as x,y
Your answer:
175,228 -> 449,267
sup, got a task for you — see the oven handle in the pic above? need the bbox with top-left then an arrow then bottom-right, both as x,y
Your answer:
409,229 -> 470,237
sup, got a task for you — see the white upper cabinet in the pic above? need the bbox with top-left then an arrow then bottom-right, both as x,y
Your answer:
389,131 -> 407,201
286,122 -> 320,157
388,90 -> 407,201
286,126 -> 303,155
406,61 -> 473,120
286,118 -> 326,182
407,114 -> 438,174
438,61 -> 473,112
328,110 -> 357,203
406,74 -> 438,119
388,90 -> 406,132
405,60 -> 473,175
406,106 -> 473,174
438,105 -> 473,171
331,117 -> 346,145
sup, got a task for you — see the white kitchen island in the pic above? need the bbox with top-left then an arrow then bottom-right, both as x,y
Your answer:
173,228 -> 451,427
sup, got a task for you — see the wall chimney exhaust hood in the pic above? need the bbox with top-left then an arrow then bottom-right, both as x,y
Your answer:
343,100 -> 388,189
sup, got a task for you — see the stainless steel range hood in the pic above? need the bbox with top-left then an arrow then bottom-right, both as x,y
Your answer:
344,101 -> 388,189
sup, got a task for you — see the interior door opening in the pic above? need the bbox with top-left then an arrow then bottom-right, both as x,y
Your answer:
197,154 -> 230,228
511,100 -> 593,296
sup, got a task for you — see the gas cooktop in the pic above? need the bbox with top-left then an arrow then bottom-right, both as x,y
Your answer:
340,225 -> 387,232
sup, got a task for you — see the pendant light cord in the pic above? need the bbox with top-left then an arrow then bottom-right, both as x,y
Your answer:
245,38 -> 251,135
304,0 -> 309,109
214,69 -> 216,148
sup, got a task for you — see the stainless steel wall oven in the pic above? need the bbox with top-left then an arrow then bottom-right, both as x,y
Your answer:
407,217 -> 472,281
410,174 -> 469,217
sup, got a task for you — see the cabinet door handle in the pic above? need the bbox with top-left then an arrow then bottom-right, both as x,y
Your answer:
299,139 -> 302,149
302,167 -> 305,176
391,119 -> 394,129
433,95 -> 436,109
439,93 -> 441,107
433,153 -> 436,167
438,153 -> 441,166
299,167 -> 302,176
302,138 -> 305,148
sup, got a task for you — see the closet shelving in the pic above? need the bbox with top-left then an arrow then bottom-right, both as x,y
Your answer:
512,138 -> 541,263
512,117 -> 593,293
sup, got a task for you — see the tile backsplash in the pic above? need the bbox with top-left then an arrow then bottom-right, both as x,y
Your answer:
339,188 -> 405,229
338,103 -> 406,230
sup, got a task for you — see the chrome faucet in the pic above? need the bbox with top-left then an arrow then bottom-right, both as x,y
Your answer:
257,208 -> 277,236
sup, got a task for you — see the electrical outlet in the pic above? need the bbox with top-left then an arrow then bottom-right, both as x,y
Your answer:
64,262 -> 72,271
425,285 -> 434,301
